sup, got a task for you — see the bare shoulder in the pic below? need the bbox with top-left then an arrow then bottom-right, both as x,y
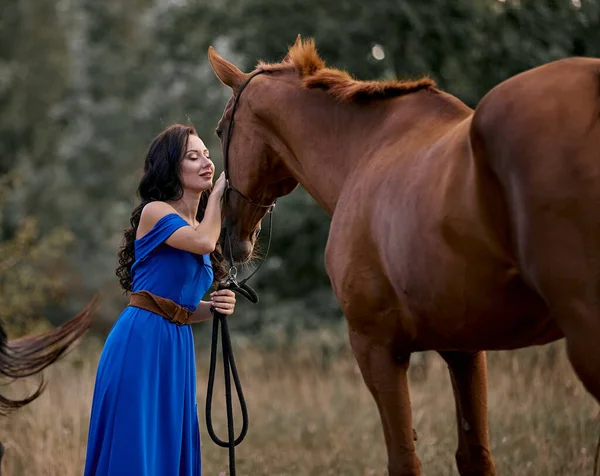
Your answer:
140,201 -> 178,221
137,201 -> 180,240
135,201 -> 215,255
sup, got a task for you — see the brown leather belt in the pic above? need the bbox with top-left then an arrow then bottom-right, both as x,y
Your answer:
129,290 -> 193,326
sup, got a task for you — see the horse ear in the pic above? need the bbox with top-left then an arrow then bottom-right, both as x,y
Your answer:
282,34 -> 302,63
208,46 -> 249,90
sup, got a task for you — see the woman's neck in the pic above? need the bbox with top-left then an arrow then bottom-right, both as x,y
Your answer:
167,191 -> 201,225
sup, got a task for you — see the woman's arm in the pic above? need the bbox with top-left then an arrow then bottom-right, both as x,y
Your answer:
191,301 -> 215,323
138,173 -> 226,255
190,289 -> 237,323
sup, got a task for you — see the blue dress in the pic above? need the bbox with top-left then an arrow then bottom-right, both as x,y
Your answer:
84,213 -> 213,476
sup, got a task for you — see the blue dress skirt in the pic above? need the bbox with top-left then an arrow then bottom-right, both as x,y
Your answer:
84,214 -> 213,476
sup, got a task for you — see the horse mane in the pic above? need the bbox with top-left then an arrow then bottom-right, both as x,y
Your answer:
258,38 -> 436,102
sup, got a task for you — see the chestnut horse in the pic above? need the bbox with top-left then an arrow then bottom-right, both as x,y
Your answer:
208,37 -> 600,475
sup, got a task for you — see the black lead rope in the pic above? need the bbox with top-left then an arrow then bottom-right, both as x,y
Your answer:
204,208 -> 274,476
205,281 -> 254,476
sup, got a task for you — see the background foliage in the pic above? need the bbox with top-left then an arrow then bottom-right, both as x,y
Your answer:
2,0 -> 599,339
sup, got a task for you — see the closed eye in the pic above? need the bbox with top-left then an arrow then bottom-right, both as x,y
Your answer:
215,128 -> 222,139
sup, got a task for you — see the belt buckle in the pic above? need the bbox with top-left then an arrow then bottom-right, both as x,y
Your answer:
171,306 -> 189,326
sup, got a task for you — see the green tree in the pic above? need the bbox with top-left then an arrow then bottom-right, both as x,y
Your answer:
0,174 -> 74,336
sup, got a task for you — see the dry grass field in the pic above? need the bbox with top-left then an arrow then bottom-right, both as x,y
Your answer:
1,330 -> 598,476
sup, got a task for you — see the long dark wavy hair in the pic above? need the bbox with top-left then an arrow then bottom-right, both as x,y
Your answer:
116,124 -> 227,292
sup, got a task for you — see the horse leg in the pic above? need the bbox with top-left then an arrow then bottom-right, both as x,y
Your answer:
555,311 -> 600,401
349,329 -> 421,476
439,351 -> 495,476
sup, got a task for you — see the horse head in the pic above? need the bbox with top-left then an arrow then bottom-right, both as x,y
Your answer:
208,44 -> 300,264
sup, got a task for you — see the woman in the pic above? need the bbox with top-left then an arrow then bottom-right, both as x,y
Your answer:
84,124 -> 236,476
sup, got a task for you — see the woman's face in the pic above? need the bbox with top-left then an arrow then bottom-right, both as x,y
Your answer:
180,134 -> 215,193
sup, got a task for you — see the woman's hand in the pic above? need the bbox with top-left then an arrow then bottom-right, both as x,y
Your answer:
211,171 -> 227,200
210,288 -> 236,315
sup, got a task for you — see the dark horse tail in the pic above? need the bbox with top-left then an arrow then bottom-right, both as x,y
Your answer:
0,297 -> 96,415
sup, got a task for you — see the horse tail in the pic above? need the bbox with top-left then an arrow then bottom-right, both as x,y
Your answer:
0,296 -> 96,414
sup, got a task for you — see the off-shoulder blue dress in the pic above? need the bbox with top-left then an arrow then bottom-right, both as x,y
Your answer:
84,213 -> 213,476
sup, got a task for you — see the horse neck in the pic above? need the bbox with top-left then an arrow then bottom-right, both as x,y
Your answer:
258,83 -> 469,214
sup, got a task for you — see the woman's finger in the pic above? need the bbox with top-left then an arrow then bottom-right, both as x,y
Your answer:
212,302 -> 234,315
212,294 -> 234,301
212,293 -> 235,302
211,290 -> 235,297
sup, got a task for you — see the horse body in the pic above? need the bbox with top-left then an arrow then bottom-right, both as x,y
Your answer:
328,90 -> 559,353
209,38 -> 600,476
471,56 -> 600,401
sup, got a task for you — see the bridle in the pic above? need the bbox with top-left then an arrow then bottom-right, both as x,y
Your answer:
205,68 -> 275,476
220,69 -> 276,288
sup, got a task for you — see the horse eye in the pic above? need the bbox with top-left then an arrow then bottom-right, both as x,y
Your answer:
215,129 -> 222,139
